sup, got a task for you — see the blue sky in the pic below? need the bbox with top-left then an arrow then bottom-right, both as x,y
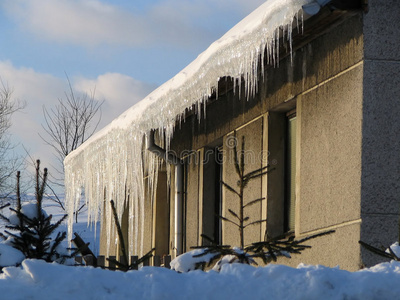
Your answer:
0,0 -> 264,177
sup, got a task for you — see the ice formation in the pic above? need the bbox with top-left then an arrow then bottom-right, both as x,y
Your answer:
64,0 -> 314,257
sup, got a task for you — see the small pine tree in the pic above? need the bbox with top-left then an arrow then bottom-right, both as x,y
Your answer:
0,160 -> 72,264
220,134 -> 268,249
186,132 -> 334,271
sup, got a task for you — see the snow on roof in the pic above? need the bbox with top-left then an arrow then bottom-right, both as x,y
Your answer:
64,0 -> 314,255
65,0 -> 312,163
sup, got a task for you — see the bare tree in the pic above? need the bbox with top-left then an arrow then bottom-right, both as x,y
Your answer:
0,80 -> 26,203
40,78 -> 104,213
41,79 -> 103,171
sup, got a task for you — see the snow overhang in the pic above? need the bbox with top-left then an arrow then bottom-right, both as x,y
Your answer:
65,0 -> 317,165
63,0 -> 364,251
64,0 -> 364,165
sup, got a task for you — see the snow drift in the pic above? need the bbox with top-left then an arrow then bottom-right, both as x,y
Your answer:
1,259 -> 400,300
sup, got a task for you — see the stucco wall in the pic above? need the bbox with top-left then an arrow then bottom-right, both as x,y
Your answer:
298,65 -> 363,234
292,65 -> 363,270
361,0 -> 400,267
100,12 -> 371,270
177,13 -> 365,270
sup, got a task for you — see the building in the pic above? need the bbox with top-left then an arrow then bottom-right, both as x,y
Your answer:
64,0 -> 400,271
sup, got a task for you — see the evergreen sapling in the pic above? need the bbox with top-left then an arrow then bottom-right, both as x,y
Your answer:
0,160 -> 72,264
178,132 -> 333,272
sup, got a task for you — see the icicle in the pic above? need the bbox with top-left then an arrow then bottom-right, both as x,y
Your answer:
64,0 -> 313,256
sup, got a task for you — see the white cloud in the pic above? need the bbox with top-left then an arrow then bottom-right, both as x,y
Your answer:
2,0 -> 265,49
0,61 -> 155,178
2,0 -> 209,49
0,60 -> 65,146
0,60 -> 67,177
74,73 -> 157,129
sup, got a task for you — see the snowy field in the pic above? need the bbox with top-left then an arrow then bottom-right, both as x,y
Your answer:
0,259 -> 400,299
1,198 -> 400,299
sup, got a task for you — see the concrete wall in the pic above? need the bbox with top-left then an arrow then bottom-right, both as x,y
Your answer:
100,11 -> 389,271
172,13 -> 365,270
360,0 -> 400,267
291,65 -> 363,270
298,66 -> 363,233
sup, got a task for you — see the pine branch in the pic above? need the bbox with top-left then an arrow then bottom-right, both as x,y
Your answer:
219,215 -> 240,228
359,241 -> 394,260
228,209 -> 240,221
221,181 -> 240,197
0,213 -> 10,223
296,230 -> 335,244
243,165 -> 269,181
243,197 -> 265,208
16,171 -> 21,212
246,170 -> 270,181
0,202 -> 10,210
44,214 -> 67,237
244,219 -> 267,228
16,171 -> 23,227
134,249 -> 155,267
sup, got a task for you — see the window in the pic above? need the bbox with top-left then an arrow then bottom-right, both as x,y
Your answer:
285,111 -> 296,233
214,147 -> 223,244
202,146 -> 223,245
266,109 -> 297,237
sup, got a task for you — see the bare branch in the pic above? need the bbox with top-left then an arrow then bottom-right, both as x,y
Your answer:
40,76 -> 103,212
0,79 -> 25,202
41,77 -> 103,171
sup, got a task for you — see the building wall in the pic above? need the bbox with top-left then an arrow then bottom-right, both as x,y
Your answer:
177,13 -> 365,270
101,12 -> 377,271
287,64 -> 363,270
360,0 -> 400,267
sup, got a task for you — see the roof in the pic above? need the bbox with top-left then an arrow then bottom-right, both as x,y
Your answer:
64,0 -> 349,251
64,0 -> 314,164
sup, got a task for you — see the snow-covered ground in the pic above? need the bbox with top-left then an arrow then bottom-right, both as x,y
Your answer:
2,197 -> 400,299
0,259 -> 400,299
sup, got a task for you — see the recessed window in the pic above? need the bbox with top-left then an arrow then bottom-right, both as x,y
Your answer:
266,109 -> 297,238
202,146 -> 223,245
285,110 -> 297,233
